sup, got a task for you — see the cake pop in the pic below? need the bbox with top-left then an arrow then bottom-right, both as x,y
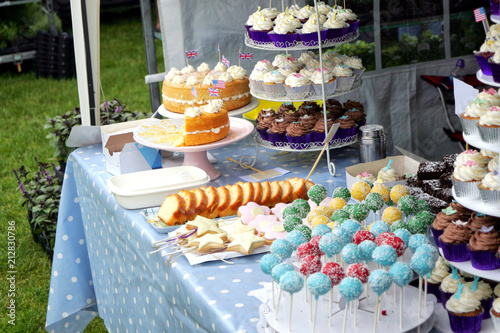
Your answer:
417,200 -> 431,213
339,276 -> 364,333
322,262 -> 345,286
331,209 -> 349,223
390,185 -> 410,205
271,239 -> 294,260
370,221 -> 391,238
381,206 -> 403,224
297,242 -> 322,261
292,198 -> 311,218
407,216 -> 427,235
272,262 -> 295,283
371,184 -> 390,202
375,231 -> 396,246
300,255 -> 322,277
319,232 -> 343,258
346,263 -> 370,284
308,184 -> 327,206
380,235 -> 406,257
316,205 -> 333,218
283,215 -> 303,232
369,269 -> 393,332
306,209 -> 328,225
350,203 -> 370,222
397,195 -> 418,216
260,253 -> 282,275
282,205 -> 301,220
365,192 -> 384,213
286,230 -> 308,250
311,215 -> 330,228
341,243 -> 362,265
341,219 -> 364,237
312,224 -> 332,238
351,181 -> 371,201
307,272 -> 332,333
393,228 -> 411,246
294,224 -> 312,241
390,220 -> 407,232
416,210 -> 434,227
372,244 -> 397,267
389,262 -> 413,287
343,204 -> 355,215
408,234 -> 430,253
331,228 -> 351,247
280,271 -> 304,331
332,187 -> 351,202
415,243 -> 439,262
359,240 -> 377,263
410,251 -> 437,318
329,197 -> 347,212
352,230 -> 375,245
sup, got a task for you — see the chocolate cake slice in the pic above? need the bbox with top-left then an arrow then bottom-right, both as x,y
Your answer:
417,161 -> 446,180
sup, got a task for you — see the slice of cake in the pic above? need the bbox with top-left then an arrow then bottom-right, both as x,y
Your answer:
183,100 -> 230,146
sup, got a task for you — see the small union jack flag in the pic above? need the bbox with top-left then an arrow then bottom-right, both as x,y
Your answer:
185,50 -> 198,58
208,88 -> 220,97
191,86 -> 197,98
212,80 -> 226,89
222,55 -> 230,67
239,52 -> 253,60
218,43 -> 220,52
474,7 -> 487,22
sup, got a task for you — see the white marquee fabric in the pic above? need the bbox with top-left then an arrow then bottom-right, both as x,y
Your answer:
158,0 -> 478,160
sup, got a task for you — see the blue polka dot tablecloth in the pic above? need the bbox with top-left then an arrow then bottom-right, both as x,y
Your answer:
45,133 -> 360,333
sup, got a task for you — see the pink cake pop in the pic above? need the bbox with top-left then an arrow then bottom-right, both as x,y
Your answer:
375,231 -> 396,246
299,255 -> 322,277
297,242 -> 322,261
352,230 -> 376,245
346,263 -> 369,284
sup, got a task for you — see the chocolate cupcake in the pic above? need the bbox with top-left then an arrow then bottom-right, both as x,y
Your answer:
336,115 -> 358,140
431,206 -> 472,247
267,118 -> 290,145
468,226 -> 500,270
450,201 -> 474,217
256,109 -> 277,141
325,104 -> 344,118
298,101 -> 321,116
344,108 -> 366,125
343,99 -> 364,112
256,108 -> 276,123
468,212 -> 500,232
325,98 -> 342,108
285,121 -> 313,148
312,117 -> 337,143
282,110 -> 301,123
439,220 -> 474,262
276,102 -> 296,116
299,114 -> 318,130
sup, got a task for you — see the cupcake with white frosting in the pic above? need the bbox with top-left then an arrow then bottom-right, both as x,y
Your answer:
310,67 -> 337,96
337,8 -> 359,34
459,96 -> 492,136
323,14 -> 349,39
332,64 -> 355,91
451,158 -> 487,199
478,106 -> 500,144
454,150 -> 488,169
491,297 -> 500,332
249,69 -> 266,94
248,12 -> 273,43
446,284 -> 485,333
343,56 -> 365,81
269,15 -> 300,48
299,13 -> 328,46
478,171 -> 500,208
439,271 -> 466,305
284,73 -> 312,99
295,5 -> 315,23
263,70 -> 286,98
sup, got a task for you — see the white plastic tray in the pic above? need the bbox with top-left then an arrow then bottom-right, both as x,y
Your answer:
107,166 -> 210,209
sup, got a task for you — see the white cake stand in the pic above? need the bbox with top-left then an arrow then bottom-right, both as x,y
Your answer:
133,117 -> 254,180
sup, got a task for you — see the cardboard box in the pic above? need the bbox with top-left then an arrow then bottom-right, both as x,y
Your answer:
345,155 -> 421,190
101,119 -> 162,175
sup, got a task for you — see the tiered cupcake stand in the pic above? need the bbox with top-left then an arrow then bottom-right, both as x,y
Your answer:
240,0 -> 363,177
434,116 -> 500,332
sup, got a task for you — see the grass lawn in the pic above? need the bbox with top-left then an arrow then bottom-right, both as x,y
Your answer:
0,8 -> 163,332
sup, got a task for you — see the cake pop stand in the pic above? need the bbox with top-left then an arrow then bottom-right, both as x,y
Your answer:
133,117 -> 254,180
257,284 -> 436,333
157,97 -> 260,119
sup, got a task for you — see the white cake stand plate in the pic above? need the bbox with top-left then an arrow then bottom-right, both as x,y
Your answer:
258,284 -> 436,333
133,117 -> 254,180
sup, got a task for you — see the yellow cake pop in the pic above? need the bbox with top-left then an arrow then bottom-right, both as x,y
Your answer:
311,215 -> 330,228
315,205 -> 333,218
306,209 -> 328,224
350,181 -> 371,201
329,197 -> 347,212
371,184 -> 390,202
390,184 -> 410,204
382,206 -> 403,225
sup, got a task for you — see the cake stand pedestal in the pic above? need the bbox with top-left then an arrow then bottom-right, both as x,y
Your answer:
133,117 -> 255,180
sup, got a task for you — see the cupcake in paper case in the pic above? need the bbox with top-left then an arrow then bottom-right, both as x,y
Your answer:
491,297 -> 500,332
312,116 -> 335,143
332,65 -> 355,91
267,118 -> 290,146
440,271 -> 466,305
298,113 -> 318,131
269,16 -> 300,48
451,160 -> 486,199
344,107 -> 366,125
335,115 -> 358,142
468,211 -> 500,232
481,149 -> 498,160
446,285 -> 485,333
256,108 -> 277,141
284,73 -> 312,100
299,14 -> 328,47
475,50 -> 494,76
285,121 -> 313,149
343,56 -> 365,81
478,87 -> 500,104
323,14 -> 349,39
431,206 -> 470,247
468,225 -> 500,270
462,279 -> 495,319
248,13 -> 273,43
478,106 -> 500,144
260,7 -> 278,21
249,69 -> 267,95
459,97 -> 493,136
427,256 -> 451,302
439,219 -> 474,262
478,171 -> 500,208
489,49 -> 500,83
295,4 -> 315,23
310,67 -> 337,96
263,70 -> 286,99
337,8 -> 359,34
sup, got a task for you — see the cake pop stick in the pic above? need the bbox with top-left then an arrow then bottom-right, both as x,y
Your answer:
308,273 -> 331,333
280,271 -> 304,332
369,269 -> 393,330
399,287 -> 403,329
339,277 -> 363,333
418,276 -> 422,318
275,289 -> 283,320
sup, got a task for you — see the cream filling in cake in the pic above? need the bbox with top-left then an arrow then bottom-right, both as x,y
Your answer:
162,92 -> 251,105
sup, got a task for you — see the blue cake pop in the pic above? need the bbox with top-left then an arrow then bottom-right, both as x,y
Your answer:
369,269 -> 393,296
410,251 -> 436,277
271,262 -> 295,283
415,243 -> 439,262
408,234 -> 430,253
307,272 -> 331,299
312,224 -> 332,238
270,239 -> 294,260
339,276 -> 363,302
341,243 -> 362,264
372,244 -> 397,267
319,232 -> 343,258
370,221 -> 391,238
359,240 -> 377,262
331,228 -> 351,247
286,230 -> 308,250
393,228 -> 411,246
341,219 -> 363,238
389,262 -> 413,287
280,271 -> 304,295
260,253 -> 282,275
